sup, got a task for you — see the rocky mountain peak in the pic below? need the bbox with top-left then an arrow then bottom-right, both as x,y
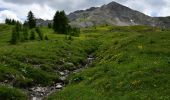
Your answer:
36,1 -> 170,28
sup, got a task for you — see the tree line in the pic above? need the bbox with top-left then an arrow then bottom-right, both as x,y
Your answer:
5,18 -> 18,25
8,11 -> 48,44
6,10 -> 80,44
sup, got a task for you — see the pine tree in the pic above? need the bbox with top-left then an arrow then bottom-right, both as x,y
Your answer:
10,22 -> 22,44
27,11 -> 36,29
53,11 -> 69,34
5,18 -> 17,25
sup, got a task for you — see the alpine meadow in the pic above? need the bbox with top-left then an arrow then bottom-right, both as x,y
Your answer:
0,1 -> 170,100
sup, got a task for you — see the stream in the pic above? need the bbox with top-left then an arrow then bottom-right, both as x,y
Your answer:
28,55 -> 94,100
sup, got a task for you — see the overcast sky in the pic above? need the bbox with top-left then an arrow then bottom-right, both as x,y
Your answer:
0,0 -> 170,23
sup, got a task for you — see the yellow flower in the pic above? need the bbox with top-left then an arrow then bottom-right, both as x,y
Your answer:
138,45 -> 143,49
131,80 -> 141,86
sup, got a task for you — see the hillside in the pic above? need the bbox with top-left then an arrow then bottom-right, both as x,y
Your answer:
0,24 -> 169,100
47,26 -> 170,100
0,24 -> 98,99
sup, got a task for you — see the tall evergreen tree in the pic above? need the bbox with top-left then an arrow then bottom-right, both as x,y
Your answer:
27,11 -> 36,29
36,27 -> 44,40
53,11 -> 69,34
5,18 -> 17,25
10,22 -> 22,44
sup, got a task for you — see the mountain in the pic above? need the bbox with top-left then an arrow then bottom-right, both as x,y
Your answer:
36,18 -> 52,26
68,1 -> 155,27
37,1 -> 170,28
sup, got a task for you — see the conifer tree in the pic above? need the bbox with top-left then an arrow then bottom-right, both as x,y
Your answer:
10,22 -> 22,44
27,11 -> 36,29
53,11 -> 69,34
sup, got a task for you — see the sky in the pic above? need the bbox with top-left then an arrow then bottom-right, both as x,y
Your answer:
0,0 -> 170,23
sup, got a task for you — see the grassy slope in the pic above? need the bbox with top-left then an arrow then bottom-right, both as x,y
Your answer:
0,24 -> 98,99
47,26 -> 170,100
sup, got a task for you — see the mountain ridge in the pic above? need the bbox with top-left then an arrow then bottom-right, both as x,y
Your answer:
37,1 -> 170,28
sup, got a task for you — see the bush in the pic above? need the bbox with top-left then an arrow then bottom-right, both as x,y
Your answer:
45,35 -> 49,40
70,27 -> 80,37
0,86 -> 27,100
36,27 -> 44,40
10,28 -> 19,44
23,27 -> 29,40
10,22 -> 22,44
48,23 -> 52,28
30,30 -> 36,40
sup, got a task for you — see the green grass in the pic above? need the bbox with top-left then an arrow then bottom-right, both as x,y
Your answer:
0,24 -> 100,99
47,26 -> 170,100
0,24 -> 170,100
0,85 -> 27,100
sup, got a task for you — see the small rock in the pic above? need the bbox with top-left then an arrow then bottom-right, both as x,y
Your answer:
56,84 -> 63,89
60,76 -> 66,81
59,72 -> 65,76
32,97 -> 37,100
40,93 -> 43,96
35,87 -> 42,92
4,80 -> 8,83
64,70 -> 70,75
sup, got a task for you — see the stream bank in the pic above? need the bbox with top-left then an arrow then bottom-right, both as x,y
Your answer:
28,55 -> 95,100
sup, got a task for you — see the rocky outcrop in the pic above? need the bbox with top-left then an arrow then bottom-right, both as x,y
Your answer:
36,19 -> 52,26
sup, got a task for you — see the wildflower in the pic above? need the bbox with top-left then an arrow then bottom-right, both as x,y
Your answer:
131,80 -> 141,86
138,45 -> 143,49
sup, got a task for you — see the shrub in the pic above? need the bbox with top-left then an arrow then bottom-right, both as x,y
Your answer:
30,30 -> 36,40
48,23 -> 52,28
45,35 -> 49,40
36,27 -> 44,40
10,22 -> 22,44
0,86 -> 27,100
23,27 -> 29,40
70,27 -> 80,37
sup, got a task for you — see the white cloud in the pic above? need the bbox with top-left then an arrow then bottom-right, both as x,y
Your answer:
0,10 -> 21,23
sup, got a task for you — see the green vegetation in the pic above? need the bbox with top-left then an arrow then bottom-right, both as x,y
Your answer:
0,24 -> 170,100
53,10 -> 80,37
5,18 -> 18,25
27,11 -> 36,29
0,24 -> 98,99
35,27 -> 44,40
47,26 -> 170,100
53,11 -> 69,34
0,85 -> 27,100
